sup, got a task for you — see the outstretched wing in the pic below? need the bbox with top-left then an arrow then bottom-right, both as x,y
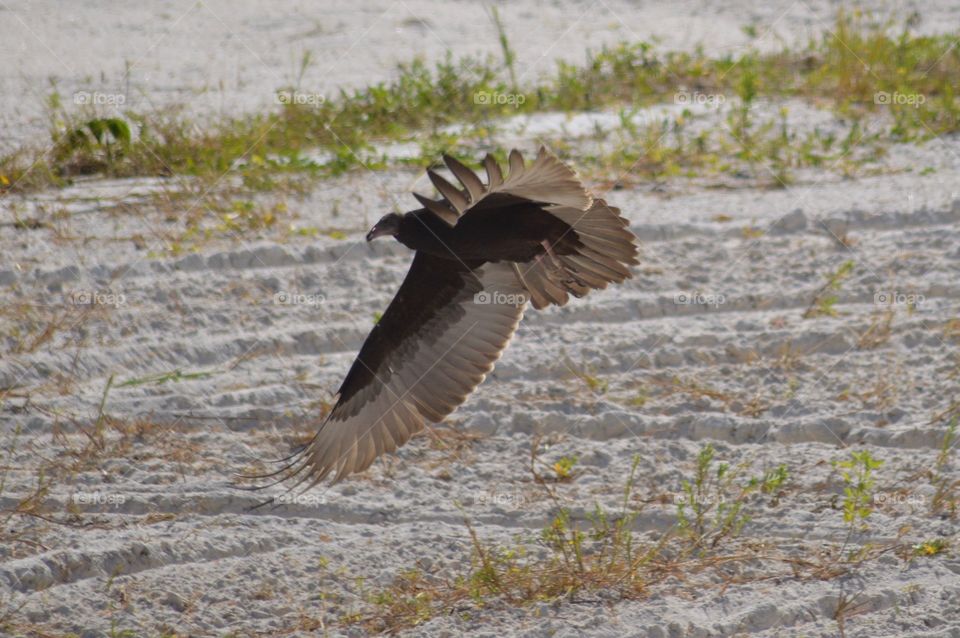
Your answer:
418,147 -> 639,309
272,253 -> 526,489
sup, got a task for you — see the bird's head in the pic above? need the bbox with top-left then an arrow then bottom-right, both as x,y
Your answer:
366,213 -> 403,242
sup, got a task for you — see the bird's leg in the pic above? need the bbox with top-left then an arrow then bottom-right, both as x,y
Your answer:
540,240 -> 563,270
539,241 -> 565,281
542,239 -> 586,291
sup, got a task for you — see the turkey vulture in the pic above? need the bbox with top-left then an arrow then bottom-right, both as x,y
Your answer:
257,147 -> 638,492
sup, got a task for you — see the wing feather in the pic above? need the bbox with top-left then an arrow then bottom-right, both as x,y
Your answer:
412,146 -> 591,224
413,192 -> 458,226
427,170 -> 469,213
443,154 -> 485,201
272,255 -> 526,487
483,153 -> 503,187
508,149 -> 525,176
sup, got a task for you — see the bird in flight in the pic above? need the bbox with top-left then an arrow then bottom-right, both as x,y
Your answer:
257,147 -> 638,493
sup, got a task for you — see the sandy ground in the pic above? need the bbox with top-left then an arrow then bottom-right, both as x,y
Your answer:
3,2 -> 960,637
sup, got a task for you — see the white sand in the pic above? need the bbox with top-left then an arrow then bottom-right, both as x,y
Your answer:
2,2 -> 960,637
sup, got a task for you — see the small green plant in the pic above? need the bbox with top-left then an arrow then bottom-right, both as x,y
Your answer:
803,260 -> 855,318
55,117 -> 132,175
118,368 -> 217,387
487,5 -> 517,90
553,455 -> 578,481
750,463 -> 789,505
834,449 -> 883,529
676,443 -> 717,542
108,621 -> 136,638
627,388 -> 648,407
565,357 -> 609,394
94,374 -> 115,442
0,423 -> 22,498
674,444 -> 785,550
930,418 -> 958,516
727,58 -> 758,158
366,568 -> 436,628
912,538 -> 949,557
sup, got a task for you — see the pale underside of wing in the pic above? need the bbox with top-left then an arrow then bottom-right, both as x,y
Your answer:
281,261 -> 526,489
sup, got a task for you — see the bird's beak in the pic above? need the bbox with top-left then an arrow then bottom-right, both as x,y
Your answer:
366,223 -> 390,242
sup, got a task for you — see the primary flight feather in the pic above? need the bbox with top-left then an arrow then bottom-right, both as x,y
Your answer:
263,147 -> 638,491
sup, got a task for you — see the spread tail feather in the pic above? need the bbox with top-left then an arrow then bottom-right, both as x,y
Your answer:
515,199 -> 638,310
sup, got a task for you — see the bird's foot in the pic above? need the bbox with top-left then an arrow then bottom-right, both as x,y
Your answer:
540,240 -> 565,271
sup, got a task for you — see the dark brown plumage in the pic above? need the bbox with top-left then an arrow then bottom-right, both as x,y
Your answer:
259,147 -> 639,492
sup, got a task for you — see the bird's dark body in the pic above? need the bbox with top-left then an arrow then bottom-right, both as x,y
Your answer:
337,196 -> 582,408
397,194 -> 583,264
